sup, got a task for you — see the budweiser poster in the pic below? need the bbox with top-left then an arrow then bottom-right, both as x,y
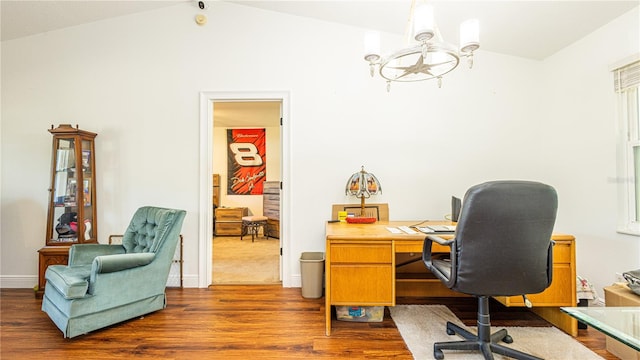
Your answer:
227,128 -> 266,195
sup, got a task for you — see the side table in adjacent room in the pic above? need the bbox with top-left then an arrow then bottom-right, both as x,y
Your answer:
241,215 -> 269,242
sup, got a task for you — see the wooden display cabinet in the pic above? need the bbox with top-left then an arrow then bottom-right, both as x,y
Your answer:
36,124 -> 98,298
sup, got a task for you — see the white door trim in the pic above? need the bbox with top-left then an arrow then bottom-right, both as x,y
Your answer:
198,91 -> 291,288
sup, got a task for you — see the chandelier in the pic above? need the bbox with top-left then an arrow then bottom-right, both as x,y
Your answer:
363,0 -> 479,91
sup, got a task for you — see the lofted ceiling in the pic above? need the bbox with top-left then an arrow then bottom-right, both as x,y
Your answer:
0,1 -> 186,41
1,1 -> 637,127
228,0 -> 639,60
1,1 -> 638,60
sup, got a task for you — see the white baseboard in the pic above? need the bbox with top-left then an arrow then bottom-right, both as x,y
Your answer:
290,274 -> 301,288
0,275 -> 38,289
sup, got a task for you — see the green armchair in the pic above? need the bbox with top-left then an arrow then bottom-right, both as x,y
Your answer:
41,206 -> 186,338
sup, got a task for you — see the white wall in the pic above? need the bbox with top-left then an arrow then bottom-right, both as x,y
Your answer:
1,2 -> 638,297
541,7 -> 640,298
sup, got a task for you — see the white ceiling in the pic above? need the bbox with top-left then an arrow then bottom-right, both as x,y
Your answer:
1,1 -> 638,60
230,0 -> 639,60
1,1 -> 637,127
0,1 -> 186,41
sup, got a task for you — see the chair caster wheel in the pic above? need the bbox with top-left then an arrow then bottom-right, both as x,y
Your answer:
434,349 -> 445,359
502,334 -> 513,343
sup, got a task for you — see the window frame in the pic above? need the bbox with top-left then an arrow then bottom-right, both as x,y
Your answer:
615,57 -> 640,235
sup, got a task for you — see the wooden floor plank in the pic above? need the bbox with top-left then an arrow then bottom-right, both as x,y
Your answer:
0,286 -> 616,359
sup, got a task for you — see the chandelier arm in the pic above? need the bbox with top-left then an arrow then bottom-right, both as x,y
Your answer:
385,65 -> 413,70
404,0 -> 417,46
429,59 -> 459,67
363,2 -> 478,87
394,71 -> 418,80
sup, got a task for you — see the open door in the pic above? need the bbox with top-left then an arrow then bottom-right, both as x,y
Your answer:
210,99 -> 282,285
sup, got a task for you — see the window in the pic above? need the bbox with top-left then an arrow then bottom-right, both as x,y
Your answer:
615,58 -> 640,234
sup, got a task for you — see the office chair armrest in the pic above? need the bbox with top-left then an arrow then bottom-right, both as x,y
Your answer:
427,234 -> 453,246
422,235 -> 453,264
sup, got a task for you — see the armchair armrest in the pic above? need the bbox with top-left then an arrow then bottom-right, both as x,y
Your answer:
69,244 -> 126,266
91,253 -> 155,274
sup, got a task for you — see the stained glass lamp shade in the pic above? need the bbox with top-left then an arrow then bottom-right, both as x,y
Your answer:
345,166 -> 382,217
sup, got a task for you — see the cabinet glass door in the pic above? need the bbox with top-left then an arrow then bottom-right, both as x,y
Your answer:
50,137 -> 79,243
80,139 -> 94,241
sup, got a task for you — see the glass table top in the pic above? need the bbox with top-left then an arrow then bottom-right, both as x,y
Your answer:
561,306 -> 640,351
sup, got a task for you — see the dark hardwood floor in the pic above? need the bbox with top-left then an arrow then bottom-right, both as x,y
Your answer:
0,286 -> 615,359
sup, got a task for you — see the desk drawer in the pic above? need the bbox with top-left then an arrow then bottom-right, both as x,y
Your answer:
552,242 -> 571,263
330,243 -> 392,263
331,265 -> 394,304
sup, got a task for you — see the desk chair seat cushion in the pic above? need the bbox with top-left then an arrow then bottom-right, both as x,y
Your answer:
429,259 -> 452,283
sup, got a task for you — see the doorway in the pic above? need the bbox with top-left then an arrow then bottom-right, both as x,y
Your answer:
198,91 -> 290,288
212,101 -> 281,284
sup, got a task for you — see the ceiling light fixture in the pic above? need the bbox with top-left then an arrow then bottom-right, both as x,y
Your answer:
364,0 -> 479,91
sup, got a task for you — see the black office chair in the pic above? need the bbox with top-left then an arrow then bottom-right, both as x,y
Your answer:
423,180 -> 557,360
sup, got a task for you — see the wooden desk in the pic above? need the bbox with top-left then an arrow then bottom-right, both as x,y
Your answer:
325,221 -> 577,336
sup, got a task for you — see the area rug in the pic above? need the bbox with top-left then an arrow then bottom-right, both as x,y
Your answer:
389,305 -> 603,360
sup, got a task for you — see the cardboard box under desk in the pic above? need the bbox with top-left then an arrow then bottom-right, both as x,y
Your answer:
604,283 -> 640,360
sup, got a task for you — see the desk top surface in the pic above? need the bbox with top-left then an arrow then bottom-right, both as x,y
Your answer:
325,220 -> 574,241
326,220 -> 453,241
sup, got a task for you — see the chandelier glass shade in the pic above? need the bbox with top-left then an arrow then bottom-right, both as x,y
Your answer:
363,1 -> 479,91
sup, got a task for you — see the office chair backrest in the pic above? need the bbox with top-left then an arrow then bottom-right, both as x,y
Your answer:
452,181 -> 557,296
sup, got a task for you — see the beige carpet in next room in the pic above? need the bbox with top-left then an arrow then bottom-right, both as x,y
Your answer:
212,235 -> 280,284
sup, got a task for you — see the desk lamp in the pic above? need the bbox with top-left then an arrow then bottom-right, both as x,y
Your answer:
345,166 -> 382,220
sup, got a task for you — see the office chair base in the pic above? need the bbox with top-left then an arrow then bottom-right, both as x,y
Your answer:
434,321 -> 542,360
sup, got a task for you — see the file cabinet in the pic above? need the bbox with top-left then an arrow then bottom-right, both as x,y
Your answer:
263,181 -> 280,238
214,207 -> 248,236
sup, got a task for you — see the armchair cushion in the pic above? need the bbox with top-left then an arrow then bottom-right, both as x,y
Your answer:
45,265 -> 92,300
91,253 -> 155,274
69,244 -> 126,266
